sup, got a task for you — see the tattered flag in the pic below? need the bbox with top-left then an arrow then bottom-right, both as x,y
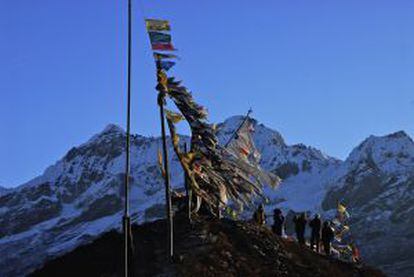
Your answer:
157,70 -> 168,91
165,109 -> 184,124
163,77 -> 282,212
157,149 -> 166,178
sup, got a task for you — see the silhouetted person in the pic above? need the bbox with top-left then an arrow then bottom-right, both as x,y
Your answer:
309,214 -> 322,253
272,208 -> 285,236
253,204 -> 266,226
322,221 -> 335,256
293,213 -> 307,245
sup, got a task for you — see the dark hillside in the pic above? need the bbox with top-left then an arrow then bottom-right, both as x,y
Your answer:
31,213 -> 384,277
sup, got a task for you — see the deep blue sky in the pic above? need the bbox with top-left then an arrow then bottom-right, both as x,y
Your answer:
1,0 -> 413,187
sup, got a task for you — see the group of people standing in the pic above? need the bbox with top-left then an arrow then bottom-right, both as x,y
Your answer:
253,205 -> 335,256
292,212 -> 335,256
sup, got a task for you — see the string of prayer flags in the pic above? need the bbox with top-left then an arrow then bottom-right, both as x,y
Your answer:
165,76 -> 281,211
145,19 -> 176,52
149,19 -> 280,213
331,202 -> 361,263
146,18 -> 178,73
146,19 -> 171,31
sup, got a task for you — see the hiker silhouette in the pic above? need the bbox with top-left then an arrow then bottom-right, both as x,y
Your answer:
272,208 -> 285,236
309,214 -> 322,253
253,204 -> 266,226
322,221 -> 335,256
293,213 -> 307,245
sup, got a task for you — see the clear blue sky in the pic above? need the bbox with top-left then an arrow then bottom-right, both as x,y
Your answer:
1,0 -> 413,187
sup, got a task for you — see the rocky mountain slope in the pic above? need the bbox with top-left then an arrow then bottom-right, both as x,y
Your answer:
0,185 -> 10,196
31,213 -> 384,277
0,116 -> 413,276
322,131 -> 414,277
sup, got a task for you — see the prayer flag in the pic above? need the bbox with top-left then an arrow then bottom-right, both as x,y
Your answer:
145,19 -> 171,31
149,31 -> 171,44
337,203 -> 347,213
151,42 -> 176,51
158,60 -> 175,71
157,149 -> 166,178
153,52 -> 179,60
157,70 -> 168,91
165,109 -> 184,124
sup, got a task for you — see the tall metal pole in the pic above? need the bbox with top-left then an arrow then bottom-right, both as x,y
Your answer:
157,85 -> 174,261
123,0 -> 132,276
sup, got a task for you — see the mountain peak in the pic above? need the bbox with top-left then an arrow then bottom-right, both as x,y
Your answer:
220,115 -> 255,129
217,115 -> 286,147
384,130 -> 412,140
359,130 -> 414,150
101,124 -> 125,135
346,130 -> 414,172
85,124 -> 126,145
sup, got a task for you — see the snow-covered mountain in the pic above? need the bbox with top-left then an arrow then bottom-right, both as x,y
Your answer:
0,116 -> 412,276
0,124 -> 188,276
322,131 -> 414,277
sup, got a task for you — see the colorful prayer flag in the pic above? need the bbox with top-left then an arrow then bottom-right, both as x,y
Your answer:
151,42 -> 176,51
149,31 -> 171,44
158,60 -> 175,71
145,19 -> 171,31
153,52 -> 179,60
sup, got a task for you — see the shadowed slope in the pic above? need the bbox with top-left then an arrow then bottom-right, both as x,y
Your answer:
31,212 -> 384,277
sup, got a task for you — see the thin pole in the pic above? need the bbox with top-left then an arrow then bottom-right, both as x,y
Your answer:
123,0 -> 132,276
183,143 -> 192,222
224,108 -> 253,147
158,91 -> 174,261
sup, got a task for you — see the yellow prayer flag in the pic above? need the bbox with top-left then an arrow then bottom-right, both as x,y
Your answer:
337,203 -> 347,213
165,110 -> 184,124
145,19 -> 171,31
157,149 -> 166,178
157,70 -> 168,91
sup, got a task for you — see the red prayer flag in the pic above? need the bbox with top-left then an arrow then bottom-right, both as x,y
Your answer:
240,147 -> 250,157
151,43 -> 176,51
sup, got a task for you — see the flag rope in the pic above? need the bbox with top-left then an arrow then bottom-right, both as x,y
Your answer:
224,108 -> 253,148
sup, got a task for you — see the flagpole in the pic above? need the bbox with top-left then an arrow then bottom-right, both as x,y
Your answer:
224,108 -> 253,147
156,65 -> 174,261
123,0 -> 132,276
183,143 -> 192,222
